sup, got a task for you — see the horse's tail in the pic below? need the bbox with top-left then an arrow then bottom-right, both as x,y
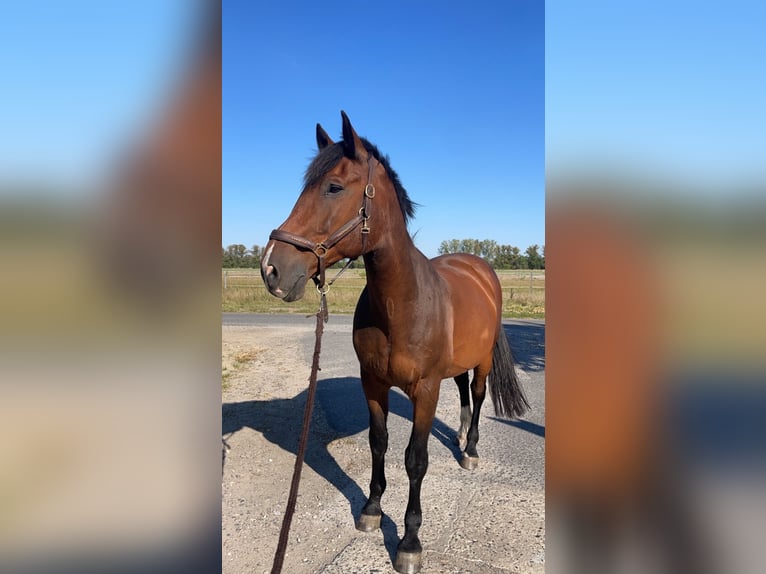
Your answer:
489,325 -> 530,419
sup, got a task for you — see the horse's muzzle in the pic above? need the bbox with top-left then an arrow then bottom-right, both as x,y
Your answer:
263,267 -> 307,302
260,242 -> 311,301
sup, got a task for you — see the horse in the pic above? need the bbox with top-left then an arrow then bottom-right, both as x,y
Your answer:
261,111 -> 529,574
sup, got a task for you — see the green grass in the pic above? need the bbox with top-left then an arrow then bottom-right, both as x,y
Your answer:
223,268 -> 544,319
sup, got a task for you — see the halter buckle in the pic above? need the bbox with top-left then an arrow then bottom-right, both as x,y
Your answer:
364,184 -> 375,198
313,243 -> 328,257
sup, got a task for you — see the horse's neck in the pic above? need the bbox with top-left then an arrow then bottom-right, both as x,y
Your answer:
362,235 -> 436,321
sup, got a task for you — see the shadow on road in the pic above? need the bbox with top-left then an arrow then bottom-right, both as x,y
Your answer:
504,321 -> 545,373
488,417 -> 545,438
222,324 -> 545,559
222,377 -> 462,562
222,377 -> 464,485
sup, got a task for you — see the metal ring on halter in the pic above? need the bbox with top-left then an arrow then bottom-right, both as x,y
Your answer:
364,184 -> 375,198
316,283 -> 330,295
313,243 -> 328,257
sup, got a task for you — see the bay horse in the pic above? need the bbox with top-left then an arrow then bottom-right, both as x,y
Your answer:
261,111 -> 528,574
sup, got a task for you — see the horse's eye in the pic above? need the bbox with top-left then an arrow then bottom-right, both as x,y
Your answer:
327,184 -> 343,195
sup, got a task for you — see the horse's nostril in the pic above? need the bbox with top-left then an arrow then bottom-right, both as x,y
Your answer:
264,263 -> 279,290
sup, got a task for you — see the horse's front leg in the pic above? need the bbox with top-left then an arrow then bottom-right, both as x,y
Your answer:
356,372 -> 389,532
395,378 -> 440,574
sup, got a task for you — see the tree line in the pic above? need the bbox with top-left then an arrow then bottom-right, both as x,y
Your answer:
222,244 -> 362,269
223,239 -> 544,269
438,239 -> 544,269
222,244 -> 262,268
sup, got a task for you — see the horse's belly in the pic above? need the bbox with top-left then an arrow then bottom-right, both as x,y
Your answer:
431,253 -> 502,373
451,321 -> 495,365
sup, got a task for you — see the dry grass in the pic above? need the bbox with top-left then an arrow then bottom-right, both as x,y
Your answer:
233,349 -> 260,364
497,270 -> 546,318
222,346 -> 261,390
223,267 -> 545,319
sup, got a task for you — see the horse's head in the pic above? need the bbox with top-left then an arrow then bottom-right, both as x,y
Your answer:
262,111 -> 411,301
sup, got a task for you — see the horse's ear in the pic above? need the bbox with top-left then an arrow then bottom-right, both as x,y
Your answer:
340,110 -> 364,159
316,123 -> 333,150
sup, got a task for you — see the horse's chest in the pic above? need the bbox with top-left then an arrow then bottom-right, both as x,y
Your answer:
353,327 -> 424,386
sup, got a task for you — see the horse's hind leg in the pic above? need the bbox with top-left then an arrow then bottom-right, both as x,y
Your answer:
356,372 -> 389,532
460,358 -> 491,470
453,372 -> 471,450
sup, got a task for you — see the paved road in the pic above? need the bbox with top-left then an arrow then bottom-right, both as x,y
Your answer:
223,312 -> 544,329
222,312 -> 545,573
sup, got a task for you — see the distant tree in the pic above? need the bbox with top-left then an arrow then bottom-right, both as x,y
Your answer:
459,239 -> 480,256
223,244 -> 247,268
525,244 -> 544,269
221,244 -> 264,268
439,238 -> 479,255
437,238 -> 537,268
495,244 -> 524,269
248,245 -> 262,268
479,239 -> 498,266
222,246 -> 234,268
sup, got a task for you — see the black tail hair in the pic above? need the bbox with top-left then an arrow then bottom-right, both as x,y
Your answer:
489,325 -> 530,419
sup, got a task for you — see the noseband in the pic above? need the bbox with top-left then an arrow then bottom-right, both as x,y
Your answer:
269,155 -> 377,291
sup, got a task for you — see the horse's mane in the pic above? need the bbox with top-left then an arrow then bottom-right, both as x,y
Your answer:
303,138 -> 417,226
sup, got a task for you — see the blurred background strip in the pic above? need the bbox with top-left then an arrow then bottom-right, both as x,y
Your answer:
0,1 -> 221,573
546,2 -> 766,573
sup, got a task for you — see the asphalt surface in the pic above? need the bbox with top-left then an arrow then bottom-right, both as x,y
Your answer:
222,312 -> 545,572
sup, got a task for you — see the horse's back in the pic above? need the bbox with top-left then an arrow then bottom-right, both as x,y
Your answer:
431,253 -> 502,371
431,253 -> 501,307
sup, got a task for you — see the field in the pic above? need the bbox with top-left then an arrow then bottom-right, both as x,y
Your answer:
222,267 -> 545,318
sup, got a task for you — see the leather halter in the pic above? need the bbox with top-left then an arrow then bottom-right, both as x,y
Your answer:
269,155 -> 378,291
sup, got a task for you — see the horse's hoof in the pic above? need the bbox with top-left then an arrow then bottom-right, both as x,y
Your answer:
460,454 -> 479,470
394,550 -> 422,574
355,513 -> 381,532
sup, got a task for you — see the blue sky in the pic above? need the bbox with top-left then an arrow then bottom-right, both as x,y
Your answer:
0,1 -> 195,190
546,1 -> 766,189
3,1 -> 761,241
223,1 -> 544,258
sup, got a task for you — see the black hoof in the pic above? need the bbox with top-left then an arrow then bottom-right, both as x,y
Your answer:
355,513 -> 381,532
394,549 -> 422,574
460,453 -> 479,470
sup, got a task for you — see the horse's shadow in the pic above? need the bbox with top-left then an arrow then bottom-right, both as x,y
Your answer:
222,325 -> 542,560
222,376 -> 463,561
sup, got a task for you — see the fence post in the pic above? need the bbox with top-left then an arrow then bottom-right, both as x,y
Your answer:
529,269 -> 533,294
224,270 -> 228,289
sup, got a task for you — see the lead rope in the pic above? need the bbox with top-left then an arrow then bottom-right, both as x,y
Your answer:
272,259 -> 353,571
314,257 -> 358,322
268,157 -> 376,572
270,294 -> 326,574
